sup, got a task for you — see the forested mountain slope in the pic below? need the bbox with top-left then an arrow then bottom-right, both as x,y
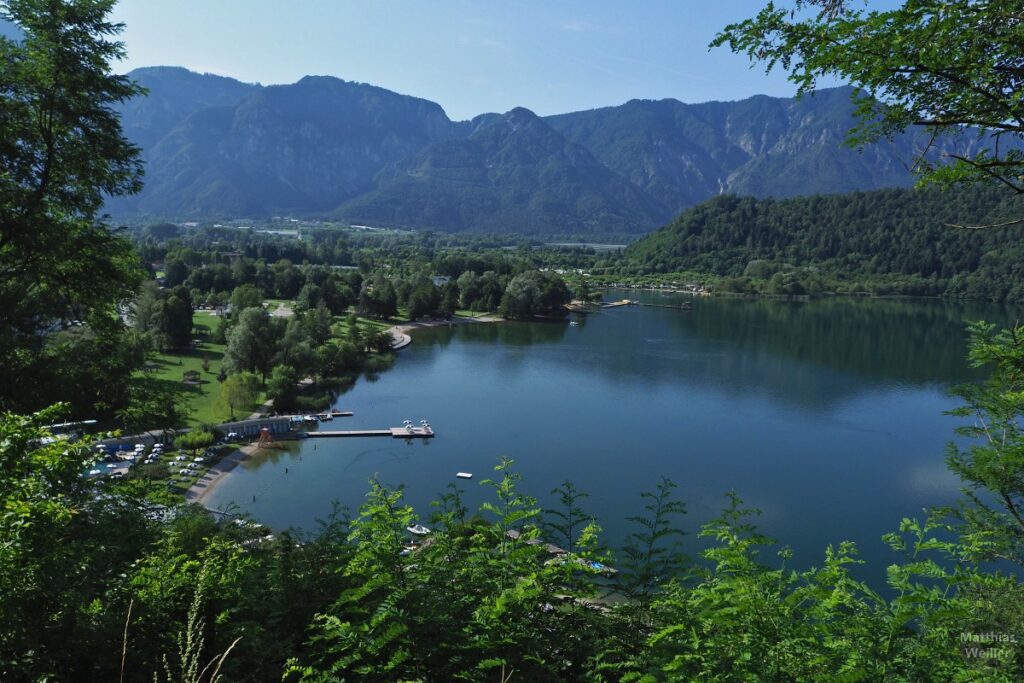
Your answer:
113,75 -> 461,216
335,107 -> 667,233
111,69 -> 990,233
116,66 -> 261,149
546,87 -> 978,216
625,186 -> 1024,300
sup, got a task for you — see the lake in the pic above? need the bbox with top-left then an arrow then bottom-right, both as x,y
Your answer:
205,292 -> 1021,584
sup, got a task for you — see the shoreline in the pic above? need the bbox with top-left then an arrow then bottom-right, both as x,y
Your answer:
386,314 -> 503,349
185,443 -> 260,506
187,314 -> 503,507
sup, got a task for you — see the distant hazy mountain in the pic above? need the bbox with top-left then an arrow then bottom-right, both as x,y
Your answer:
335,107 -> 666,233
111,68 -> 978,233
117,67 -> 261,149
116,75 -> 459,217
546,88 -> 965,216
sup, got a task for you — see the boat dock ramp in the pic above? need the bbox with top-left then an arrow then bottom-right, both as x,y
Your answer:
599,298 -> 690,311
287,411 -> 353,425
306,424 -> 434,439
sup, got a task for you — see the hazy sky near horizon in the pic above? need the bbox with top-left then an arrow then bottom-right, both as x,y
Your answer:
108,0 -> 865,120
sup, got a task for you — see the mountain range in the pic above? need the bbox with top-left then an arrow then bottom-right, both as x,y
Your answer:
110,67 -> 975,234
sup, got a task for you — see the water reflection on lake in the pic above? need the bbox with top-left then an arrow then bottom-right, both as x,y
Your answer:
206,293 -> 1021,584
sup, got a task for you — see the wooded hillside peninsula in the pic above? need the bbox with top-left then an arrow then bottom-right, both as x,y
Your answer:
623,185 -> 1024,300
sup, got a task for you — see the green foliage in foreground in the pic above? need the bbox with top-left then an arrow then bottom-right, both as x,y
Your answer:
4,322 -> 1024,683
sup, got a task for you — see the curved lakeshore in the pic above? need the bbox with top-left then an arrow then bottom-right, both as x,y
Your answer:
185,444 -> 261,506
187,314 -> 503,504
197,292 -> 1024,587
386,314 -> 503,350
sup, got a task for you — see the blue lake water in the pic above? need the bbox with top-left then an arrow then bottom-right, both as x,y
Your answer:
205,293 -> 1021,584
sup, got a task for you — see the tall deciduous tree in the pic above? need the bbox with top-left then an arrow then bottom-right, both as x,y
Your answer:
176,428 -> 216,456
357,274 -> 397,319
266,364 -> 300,413
713,0 -> 1024,216
230,284 -> 263,313
224,307 -> 275,381
0,0 -> 144,411
219,371 -> 259,421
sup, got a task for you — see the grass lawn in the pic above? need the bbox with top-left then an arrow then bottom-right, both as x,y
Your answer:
141,311 -> 265,427
332,314 -> 393,337
140,310 -> 413,432
359,316 -> 393,331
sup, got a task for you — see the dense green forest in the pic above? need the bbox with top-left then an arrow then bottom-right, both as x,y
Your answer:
4,1 -> 1024,681
624,186 -> 1024,300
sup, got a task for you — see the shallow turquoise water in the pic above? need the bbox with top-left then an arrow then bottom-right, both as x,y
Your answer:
206,293 -> 1021,582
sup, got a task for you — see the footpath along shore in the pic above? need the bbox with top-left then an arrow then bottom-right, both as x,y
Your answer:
187,313 -> 502,505
385,314 -> 503,349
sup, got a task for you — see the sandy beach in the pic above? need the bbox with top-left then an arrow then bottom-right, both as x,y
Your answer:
185,443 -> 260,506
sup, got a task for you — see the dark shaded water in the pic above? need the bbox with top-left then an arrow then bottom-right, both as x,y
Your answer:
206,293 -> 1021,583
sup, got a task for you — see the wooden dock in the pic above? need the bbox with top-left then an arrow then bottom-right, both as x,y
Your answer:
306,426 -> 434,439
286,411 -> 354,423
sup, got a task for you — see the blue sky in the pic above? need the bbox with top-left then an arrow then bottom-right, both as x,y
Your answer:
107,0 -> 847,120
3,2 -> 909,120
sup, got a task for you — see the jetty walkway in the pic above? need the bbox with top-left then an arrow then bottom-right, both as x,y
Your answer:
308,425 -> 434,439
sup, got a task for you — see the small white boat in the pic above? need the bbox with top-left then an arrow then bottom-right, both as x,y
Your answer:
406,524 -> 431,536
456,472 -> 473,479
569,321 -> 579,326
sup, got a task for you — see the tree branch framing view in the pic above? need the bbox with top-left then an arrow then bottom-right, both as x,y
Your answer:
2,0 -> 1024,680
714,0 -> 1024,224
